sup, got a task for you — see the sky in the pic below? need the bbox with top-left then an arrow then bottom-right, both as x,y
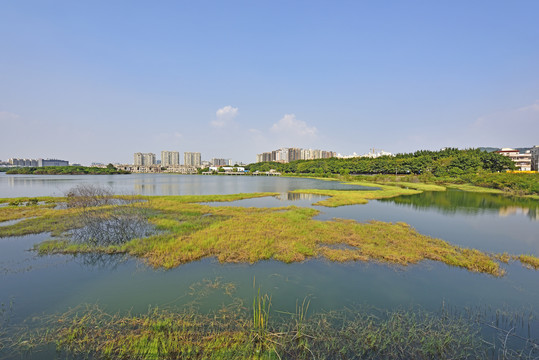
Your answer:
1,1 -> 538,165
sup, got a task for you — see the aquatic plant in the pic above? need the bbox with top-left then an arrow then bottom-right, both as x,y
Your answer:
8,303 -> 510,360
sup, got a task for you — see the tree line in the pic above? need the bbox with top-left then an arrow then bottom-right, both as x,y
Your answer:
6,165 -> 130,175
246,148 -> 516,176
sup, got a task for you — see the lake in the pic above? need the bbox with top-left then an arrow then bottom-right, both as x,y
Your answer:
1,173 -> 538,358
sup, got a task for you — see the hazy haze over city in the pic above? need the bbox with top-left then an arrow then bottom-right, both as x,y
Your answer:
1,1 -> 538,165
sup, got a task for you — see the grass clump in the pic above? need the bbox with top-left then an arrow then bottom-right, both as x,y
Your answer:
518,254 -> 539,270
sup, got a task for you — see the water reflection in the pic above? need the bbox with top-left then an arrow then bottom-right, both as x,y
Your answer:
0,173 -> 370,198
72,253 -> 129,270
380,189 -> 539,221
275,192 -> 321,201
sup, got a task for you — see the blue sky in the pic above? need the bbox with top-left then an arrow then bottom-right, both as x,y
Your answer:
1,1 -> 538,165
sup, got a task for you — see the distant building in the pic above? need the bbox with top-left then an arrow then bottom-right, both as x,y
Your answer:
496,148 -> 531,171
9,158 -> 38,166
116,164 -> 161,173
184,152 -> 201,167
38,159 -> 69,167
211,158 -> 229,166
530,146 -> 539,171
256,147 -> 337,163
164,165 -> 197,174
134,153 -> 156,166
161,151 -> 180,167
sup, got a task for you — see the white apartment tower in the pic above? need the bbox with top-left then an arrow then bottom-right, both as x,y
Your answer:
134,153 -> 156,166
184,152 -> 201,167
161,151 -> 180,167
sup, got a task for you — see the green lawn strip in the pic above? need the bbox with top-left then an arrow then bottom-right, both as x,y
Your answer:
372,181 -> 447,192
149,192 -> 280,204
445,184 -> 504,194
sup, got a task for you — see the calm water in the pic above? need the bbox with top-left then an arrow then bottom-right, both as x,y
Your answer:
1,174 -> 538,358
0,173 -> 369,198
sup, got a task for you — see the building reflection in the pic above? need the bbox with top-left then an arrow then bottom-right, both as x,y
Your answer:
276,193 -> 322,201
133,179 -> 157,195
499,206 -> 538,221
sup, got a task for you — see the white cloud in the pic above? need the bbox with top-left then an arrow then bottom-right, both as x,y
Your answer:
271,114 -> 317,137
211,105 -> 239,128
517,101 -> 539,113
0,111 -> 20,121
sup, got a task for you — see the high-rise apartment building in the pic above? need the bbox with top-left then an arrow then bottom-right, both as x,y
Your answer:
211,158 -> 229,166
256,148 -> 336,163
530,146 -> 539,171
161,151 -> 180,167
134,153 -> 156,166
184,152 -> 201,167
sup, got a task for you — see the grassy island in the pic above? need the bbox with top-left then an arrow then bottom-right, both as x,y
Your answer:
1,184 -> 538,277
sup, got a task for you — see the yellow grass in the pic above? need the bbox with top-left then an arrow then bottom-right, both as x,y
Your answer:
518,254 -> 539,270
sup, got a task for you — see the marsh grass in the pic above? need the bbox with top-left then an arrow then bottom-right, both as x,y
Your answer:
252,287 -> 272,354
0,191 -> 533,276
9,302 -> 504,360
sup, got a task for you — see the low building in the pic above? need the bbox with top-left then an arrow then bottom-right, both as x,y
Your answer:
164,165 -> 197,174
496,148 -> 532,171
38,159 -> 69,167
117,164 -> 161,173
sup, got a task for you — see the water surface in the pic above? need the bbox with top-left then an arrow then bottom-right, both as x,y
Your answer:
1,174 -> 538,358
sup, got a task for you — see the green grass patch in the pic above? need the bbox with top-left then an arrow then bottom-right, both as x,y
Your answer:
446,184 -> 505,194
291,182 -> 421,207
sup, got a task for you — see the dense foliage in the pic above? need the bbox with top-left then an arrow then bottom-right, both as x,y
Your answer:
247,148 -> 515,176
6,166 -> 130,175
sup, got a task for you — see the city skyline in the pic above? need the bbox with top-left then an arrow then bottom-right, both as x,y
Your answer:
1,2 -> 538,165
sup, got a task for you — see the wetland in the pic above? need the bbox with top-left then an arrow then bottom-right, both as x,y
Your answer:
0,173 -> 538,359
